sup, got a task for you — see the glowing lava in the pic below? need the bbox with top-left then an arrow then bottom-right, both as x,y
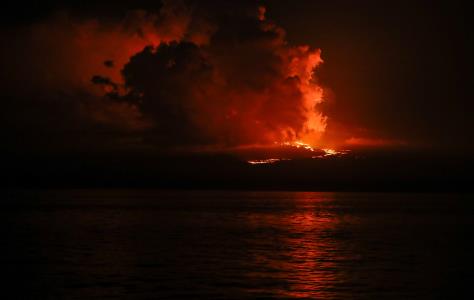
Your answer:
247,158 -> 290,165
281,141 -> 348,157
246,141 -> 349,164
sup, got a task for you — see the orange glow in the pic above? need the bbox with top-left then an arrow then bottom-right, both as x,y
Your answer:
21,4 -> 336,149
283,46 -> 327,146
277,141 -> 349,159
244,192 -> 352,298
345,137 -> 407,147
247,158 -> 288,165
244,142 -> 349,164
321,148 -> 350,157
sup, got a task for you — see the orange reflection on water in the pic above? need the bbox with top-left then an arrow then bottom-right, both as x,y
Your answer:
244,192 -> 350,299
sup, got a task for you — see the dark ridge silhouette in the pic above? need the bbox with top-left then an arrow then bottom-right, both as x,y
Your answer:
2,149 -> 471,192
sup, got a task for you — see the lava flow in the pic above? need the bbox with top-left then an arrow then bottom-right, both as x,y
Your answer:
245,141 -> 349,165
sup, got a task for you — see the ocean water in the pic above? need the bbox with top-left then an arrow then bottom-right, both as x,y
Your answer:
2,190 -> 473,299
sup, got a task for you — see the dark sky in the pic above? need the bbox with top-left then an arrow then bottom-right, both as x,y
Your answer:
1,0 -> 473,155
266,1 -> 473,151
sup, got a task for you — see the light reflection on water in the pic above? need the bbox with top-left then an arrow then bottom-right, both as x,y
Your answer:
243,192 -> 353,299
2,190 -> 473,299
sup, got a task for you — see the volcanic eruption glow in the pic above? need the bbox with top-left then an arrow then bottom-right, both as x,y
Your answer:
247,158 -> 289,165
246,141 -> 349,165
83,2 -> 332,154
8,1 -> 341,158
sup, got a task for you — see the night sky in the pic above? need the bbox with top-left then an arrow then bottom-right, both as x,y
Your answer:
3,4 -> 474,300
1,0 -> 472,189
269,1 -> 473,151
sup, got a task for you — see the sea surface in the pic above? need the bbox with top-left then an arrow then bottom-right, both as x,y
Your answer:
2,190 -> 473,299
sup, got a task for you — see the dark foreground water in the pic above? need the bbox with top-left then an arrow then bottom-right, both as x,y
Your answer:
2,190 -> 474,299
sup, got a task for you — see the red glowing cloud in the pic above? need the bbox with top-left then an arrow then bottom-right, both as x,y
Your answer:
90,3 -> 327,148
345,137 -> 407,148
1,1 -> 334,152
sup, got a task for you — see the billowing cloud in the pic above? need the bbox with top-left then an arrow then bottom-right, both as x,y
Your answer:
94,2 -> 327,148
1,1 -> 194,143
2,0 -> 327,152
